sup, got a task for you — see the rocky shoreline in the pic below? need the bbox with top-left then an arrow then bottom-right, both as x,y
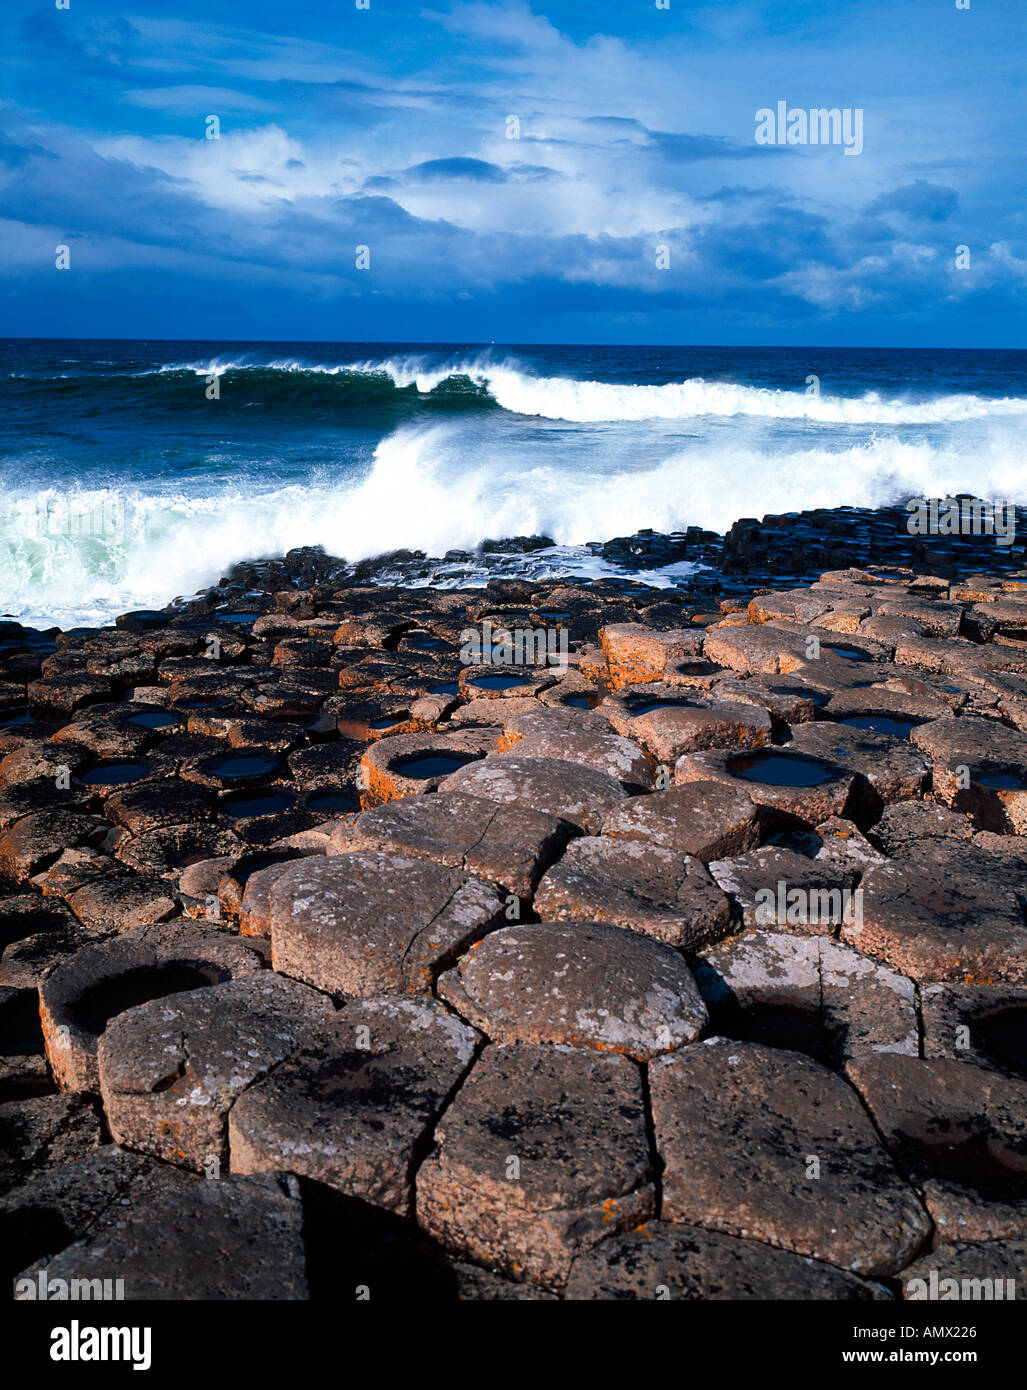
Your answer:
2,502 -> 1027,1301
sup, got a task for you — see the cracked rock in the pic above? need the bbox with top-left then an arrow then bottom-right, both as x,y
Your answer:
534,837 -> 733,949
230,996 -> 479,1214
439,755 -> 628,835
328,791 -> 569,899
601,781 -> 760,861
694,930 -> 918,1065
846,1054 -> 1027,1243
98,973 -> 334,1170
417,1043 -> 654,1287
270,851 -> 506,996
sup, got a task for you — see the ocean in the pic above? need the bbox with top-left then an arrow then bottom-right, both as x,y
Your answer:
2,339 -> 1026,630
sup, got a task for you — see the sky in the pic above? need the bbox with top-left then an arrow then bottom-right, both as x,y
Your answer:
1,0 -> 1024,346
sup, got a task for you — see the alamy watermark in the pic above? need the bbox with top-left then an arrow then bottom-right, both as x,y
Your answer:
755,102 -> 863,156
904,1270 -> 1016,1301
33,496 -> 126,541
14,1268 -> 125,1300
460,619 -> 568,671
905,496 -> 1017,547
754,880 -> 863,929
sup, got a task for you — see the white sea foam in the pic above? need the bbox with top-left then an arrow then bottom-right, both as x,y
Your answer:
3,422 -> 1025,629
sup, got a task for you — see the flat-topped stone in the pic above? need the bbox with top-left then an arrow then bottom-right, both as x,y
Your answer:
869,799 -> 975,856
846,1054 -> 1027,1243
438,755 -> 627,834
844,841 -> 1027,984
270,851 -> 506,996
495,705 -> 613,749
707,844 -> 862,936
417,1043 -> 655,1288
599,624 -> 704,687
65,874 -> 178,932
565,1220 -> 889,1300
16,1166 -> 309,1299
328,791 -> 569,899
495,728 -> 655,791
98,974 -> 334,1170
105,781 -> 215,834
534,837 -> 732,949
230,996 -> 480,1214
599,685 -> 772,763
0,812 -> 107,883
0,1094 -> 104,1196
438,920 -> 707,1059
694,930 -> 917,1065
921,982 -> 1027,1079
702,623 -> 810,675
709,674 -> 818,728
912,715 -> 1027,833
601,781 -> 760,861
650,1039 -> 930,1276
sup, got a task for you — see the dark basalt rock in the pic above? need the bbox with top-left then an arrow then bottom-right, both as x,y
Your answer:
2,515 -> 1026,1300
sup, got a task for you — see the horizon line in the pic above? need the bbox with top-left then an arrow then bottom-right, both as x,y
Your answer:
3,335 -> 1026,353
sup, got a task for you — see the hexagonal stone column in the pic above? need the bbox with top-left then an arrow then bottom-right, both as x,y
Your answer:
650,1039 -> 930,1276
846,1054 -> 1027,1243
599,624 -> 704,687
601,781 -> 759,861
534,838 -> 732,949
98,974 -> 334,1171
416,1043 -> 655,1288
599,687 -> 771,763
439,755 -> 628,834
846,841 -> 1027,984
39,926 -> 265,1093
16,1166 -> 309,1299
921,982 -> 1027,1076
270,851 -> 507,995
329,791 -> 569,899
694,931 -> 917,1065
496,727 -> 655,791
230,996 -> 480,1215
438,921 -> 707,1059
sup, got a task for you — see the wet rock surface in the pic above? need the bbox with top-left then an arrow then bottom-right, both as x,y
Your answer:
3,532 -> 1027,1297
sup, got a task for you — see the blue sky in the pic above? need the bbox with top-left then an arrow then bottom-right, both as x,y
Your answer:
1,0 -> 1024,346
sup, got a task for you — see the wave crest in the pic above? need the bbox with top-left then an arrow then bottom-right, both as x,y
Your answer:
12,354 -> 1026,425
